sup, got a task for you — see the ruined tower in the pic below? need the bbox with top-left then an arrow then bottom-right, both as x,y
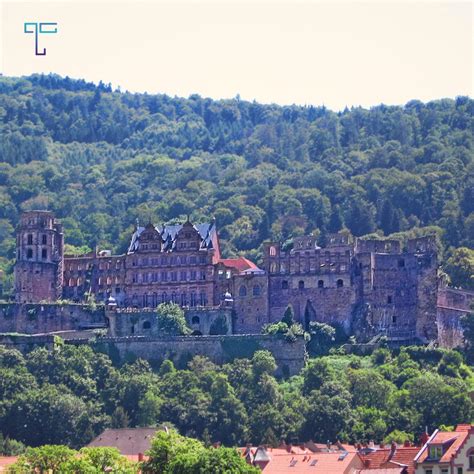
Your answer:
14,211 -> 64,303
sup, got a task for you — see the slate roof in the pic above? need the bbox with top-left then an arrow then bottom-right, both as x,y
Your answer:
128,222 -> 216,254
87,427 -> 161,455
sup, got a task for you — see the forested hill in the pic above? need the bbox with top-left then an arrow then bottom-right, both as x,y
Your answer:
0,74 -> 473,291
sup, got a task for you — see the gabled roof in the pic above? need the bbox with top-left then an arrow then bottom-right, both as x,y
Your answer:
219,257 -> 261,273
128,222 -> 216,254
416,424 -> 473,464
87,427 -> 161,455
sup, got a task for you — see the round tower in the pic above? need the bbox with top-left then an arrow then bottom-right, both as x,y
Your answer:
14,210 -> 64,303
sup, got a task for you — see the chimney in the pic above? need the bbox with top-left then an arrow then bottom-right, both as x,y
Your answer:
380,442 -> 385,448
388,441 -> 397,461
420,432 -> 430,446
404,440 -> 411,448
138,453 -> 144,462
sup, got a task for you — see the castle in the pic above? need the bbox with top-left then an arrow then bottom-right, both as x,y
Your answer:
12,209 -> 448,344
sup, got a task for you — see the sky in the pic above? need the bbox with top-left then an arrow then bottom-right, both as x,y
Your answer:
0,0 -> 472,110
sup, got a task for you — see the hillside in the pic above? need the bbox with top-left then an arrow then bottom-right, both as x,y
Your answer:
0,74 -> 473,292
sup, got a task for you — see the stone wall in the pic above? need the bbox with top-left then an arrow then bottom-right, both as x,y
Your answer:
436,306 -> 467,348
0,303 -> 105,334
107,307 -> 233,337
87,334 -> 306,376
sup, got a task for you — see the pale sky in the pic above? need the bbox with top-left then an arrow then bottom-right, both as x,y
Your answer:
1,0 -> 472,110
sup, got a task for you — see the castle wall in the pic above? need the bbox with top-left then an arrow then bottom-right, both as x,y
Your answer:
88,334 -> 306,376
0,303 -> 105,334
107,307 -> 233,337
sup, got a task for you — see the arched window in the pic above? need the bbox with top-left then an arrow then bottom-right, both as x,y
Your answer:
239,286 -> 247,297
253,285 -> 261,296
468,448 -> 474,469
298,280 -> 305,290
77,277 -> 82,286
143,321 -> 151,330
337,279 -> 344,288
269,246 -> 276,256
192,316 -> 200,325
106,276 -> 112,285
282,280 -> 289,289
270,263 -> 277,273
318,280 -> 324,288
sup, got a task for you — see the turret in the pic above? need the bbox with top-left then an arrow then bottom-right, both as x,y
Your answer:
14,210 -> 64,303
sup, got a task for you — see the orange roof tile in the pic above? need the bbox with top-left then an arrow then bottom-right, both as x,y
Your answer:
359,447 -> 419,474
219,257 -> 259,272
416,425 -> 473,465
245,450 -> 363,473
0,456 -> 18,472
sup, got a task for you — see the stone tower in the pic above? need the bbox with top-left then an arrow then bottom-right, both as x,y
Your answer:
14,211 -> 64,303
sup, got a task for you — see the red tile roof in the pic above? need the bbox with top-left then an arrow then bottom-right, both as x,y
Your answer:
358,447 -> 419,474
243,448 -> 363,473
0,456 -> 18,472
219,257 -> 259,272
416,424 -> 474,465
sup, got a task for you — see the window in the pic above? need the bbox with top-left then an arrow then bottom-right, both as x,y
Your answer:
162,292 -> 167,303
171,271 -> 177,281
200,271 -> 206,280
441,470 -> 448,474
337,279 -> 344,288
27,234 -> 33,245
298,280 -> 305,290
161,271 -> 167,282
143,321 -> 151,330
392,315 -> 397,324
27,249 -> 33,259
253,285 -> 261,296
190,292 -> 197,307
398,258 -> 405,268
190,270 -> 197,280
282,280 -> 289,289
42,234 -> 47,245
269,246 -> 276,256
429,445 -> 443,460
41,249 -> 47,259
180,271 -> 187,281
239,286 -> 247,297
180,293 -> 187,306
457,467 -> 463,474
318,280 -> 324,288
387,295 -> 393,304
192,316 -> 200,324
424,470 -> 432,474
200,292 -> 207,306
470,450 -> 474,469
270,263 -> 277,273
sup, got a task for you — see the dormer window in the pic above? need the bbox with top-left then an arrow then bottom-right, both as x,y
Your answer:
428,445 -> 443,460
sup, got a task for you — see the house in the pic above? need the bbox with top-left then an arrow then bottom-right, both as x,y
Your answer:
242,446 -> 363,473
414,424 -> 474,474
87,427 -> 163,459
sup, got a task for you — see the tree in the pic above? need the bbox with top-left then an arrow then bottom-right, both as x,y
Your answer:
307,322 -> 336,356
209,314 -> 229,335
155,303 -> 191,336
445,247 -> 474,290
193,446 -> 260,473
281,305 -> 295,327
10,445 -> 76,472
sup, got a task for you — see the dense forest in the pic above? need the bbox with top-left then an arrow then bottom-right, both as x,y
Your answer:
0,74 -> 473,292
0,342 -> 473,451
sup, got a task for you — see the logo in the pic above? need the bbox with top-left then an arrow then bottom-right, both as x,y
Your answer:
24,22 -> 58,56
